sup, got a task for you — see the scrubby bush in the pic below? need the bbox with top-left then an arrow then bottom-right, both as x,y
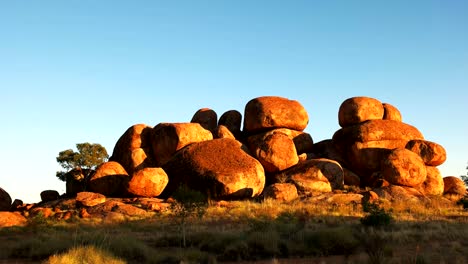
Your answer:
361,201 -> 393,227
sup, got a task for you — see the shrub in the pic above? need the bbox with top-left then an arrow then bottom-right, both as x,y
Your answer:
361,201 -> 393,227
45,245 -> 125,264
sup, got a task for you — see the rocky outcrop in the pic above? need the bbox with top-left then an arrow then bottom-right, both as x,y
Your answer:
406,140 -> 447,166
215,125 -> 236,139
76,192 -> 106,207
191,108 -> 218,134
88,161 -> 130,197
263,183 -> 298,202
0,212 -> 27,227
126,168 -> 168,197
243,96 -> 308,133
0,187 -> 12,211
247,128 -> 313,155
163,138 -> 265,199
151,123 -> 213,166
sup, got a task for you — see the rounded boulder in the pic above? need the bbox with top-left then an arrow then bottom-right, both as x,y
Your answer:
126,168 -> 169,197
263,183 -> 298,202
243,96 -> 309,133
338,97 -> 384,127
218,110 -> 242,137
0,187 -> 12,211
406,140 -> 447,166
382,103 -> 402,122
443,176 -> 466,196
88,161 -> 130,197
191,108 -> 218,134
163,138 -> 265,199
418,166 -> 444,196
381,148 -> 427,187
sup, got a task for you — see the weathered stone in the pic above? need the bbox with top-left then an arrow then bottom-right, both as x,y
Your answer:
382,103 -> 402,122
152,122 -> 213,166
65,168 -> 91,196
218,110 -> 242,137
373,185 -> 425,202
126,168 -> 168,197
87,200 -> 150,218
244,96 -> 309,133
333,120 -> 424,144
406,140 -> 447,166
361,191 -> 379,203
326,193 -> 363,205
31,207 -> 54,218
215,125 -> 236,140
248,128 -> 313,155
263,183 -> 298,202
0,212 -> 27,227
338,97 -> 384,127
191,108 -> 218,134
10,199 -> 23,211
88,161 -> 130,197
274,160 -> 333,193
163,138 -> 265,199
343,168 -> 361,186
40,190 -> 60,202
310,139 -> 346,165
76,192 -> 106,207
0,187 -> 12,211
381,148 -> 427,187
417,166 -> 444,196
443,176 -> 466,196
247,131 -> 299,173
110,124 -> 155,174
279,159 -> 344,190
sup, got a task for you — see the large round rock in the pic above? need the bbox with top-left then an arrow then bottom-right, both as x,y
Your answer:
406,140 -> 446,166
382,103 -> 402,122
163,138 -> 265,199
247,131 -> 299,173
243,96 -> 309,133
152,123 -> 213,166
338,97 -> 384,127
443,176 -> 466,196
248,128 -> 314,155
88,161 -> 130,196
110,124 -> 155,175
263,183 -> 298,202
381,148 -> 427,187
0,187 -> 12,211
126,168 -> 169,197
418,166 -> 444,196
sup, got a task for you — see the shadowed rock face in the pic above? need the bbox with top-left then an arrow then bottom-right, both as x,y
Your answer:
152,123 -> 213,166
218,110 -> 242,137
443,176 -> 466,196
406,140 -> 447,166
0,187 -> 12,211
338,96 -> 384,127
191,108 -> 218,134
247,128 -> 314,155
163,138 -> 265,199
88,161 -> 130,197
243,96 -> 309,133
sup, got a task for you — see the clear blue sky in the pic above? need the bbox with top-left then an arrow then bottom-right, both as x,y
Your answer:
1,1 -> 467,203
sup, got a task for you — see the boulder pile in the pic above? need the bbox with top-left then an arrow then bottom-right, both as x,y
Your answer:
1,95 -> 466,227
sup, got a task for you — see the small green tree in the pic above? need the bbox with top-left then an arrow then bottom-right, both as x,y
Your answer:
461,163 -> 468,186
56,142 -> 109,181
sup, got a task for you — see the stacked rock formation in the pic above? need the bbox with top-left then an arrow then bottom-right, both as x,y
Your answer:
330,96 -> 454,199
56,95 -> 465,202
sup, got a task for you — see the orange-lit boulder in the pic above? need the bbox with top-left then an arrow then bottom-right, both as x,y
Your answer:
244,96 -> 308,133
443,176 -> 466,196
126,168 -> 169,197
338,97 -> 384,127
382,103 -> 402,122
88,161 -> 130,196
381,148 -> 427,187
263,183 -> 298,202
417,166 -> 444,196
406,140 -> 446,166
